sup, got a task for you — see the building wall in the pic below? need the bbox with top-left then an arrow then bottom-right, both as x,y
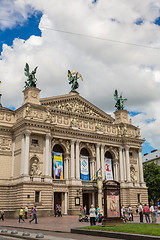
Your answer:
0,87 -> 148,217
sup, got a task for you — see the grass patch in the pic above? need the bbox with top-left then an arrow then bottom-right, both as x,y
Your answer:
82,223 -> 160,236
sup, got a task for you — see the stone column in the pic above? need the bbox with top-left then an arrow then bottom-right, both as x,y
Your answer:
92,192 -> 95,207
64,157 -> 69,180
114,162 -> 118,181
20,134 -> 25,175
138,148 -> 144,183
96,144 -> 100,171
64,192 -> 68,215
125,145 -> 131,182
11,137 -> 15,178
101,144 -> 105,180
119,147 -> 124,182
92,160 -> 95,180
24,130 -> 31,175
76,141 -> 80,180
71,140 -> 75,179
90,161 -> 93,180
45,133 -> 51,177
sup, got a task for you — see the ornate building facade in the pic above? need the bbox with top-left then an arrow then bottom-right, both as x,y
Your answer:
0,87 -> 148,217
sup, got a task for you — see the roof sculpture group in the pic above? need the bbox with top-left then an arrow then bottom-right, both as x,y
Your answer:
24,63 -> 38,89
114,89 -> 127,111
68,70 -> 83,92
23,63 -> 127,111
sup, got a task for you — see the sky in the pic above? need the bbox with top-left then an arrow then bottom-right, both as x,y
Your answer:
0,0 -> 160,155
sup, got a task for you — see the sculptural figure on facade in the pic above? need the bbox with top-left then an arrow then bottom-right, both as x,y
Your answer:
68,70 -> 83,92
24,63 -> 38,89
30,158 -> 42,176
114,90 -> 127,111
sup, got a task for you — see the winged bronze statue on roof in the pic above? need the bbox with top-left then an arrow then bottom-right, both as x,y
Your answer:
114,90 -> 127,111
68,70 -> 83,92
24,63 -> 38,89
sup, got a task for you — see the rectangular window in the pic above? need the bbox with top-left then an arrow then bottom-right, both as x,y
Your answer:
35,191 -> 40,203
32,139 -> 38,145
137,193 -> 140,203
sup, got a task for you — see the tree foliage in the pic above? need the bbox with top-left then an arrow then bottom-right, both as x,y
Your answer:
143,162 -> 160,203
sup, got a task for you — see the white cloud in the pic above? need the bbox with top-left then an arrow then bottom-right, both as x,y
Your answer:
0,0 -> 160,150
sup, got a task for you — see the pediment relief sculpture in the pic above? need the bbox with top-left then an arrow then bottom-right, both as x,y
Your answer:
95,122 -> 104,132
41,95 -> 113,123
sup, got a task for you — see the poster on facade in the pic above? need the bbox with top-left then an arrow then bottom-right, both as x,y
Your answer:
105,158 -> 113,180
80,155 -> 89,181
107,190 -> 120,218
53,152 -> 63,179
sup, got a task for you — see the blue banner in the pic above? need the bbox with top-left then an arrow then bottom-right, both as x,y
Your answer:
81,156 -> 89,181
53,152 -> 63,179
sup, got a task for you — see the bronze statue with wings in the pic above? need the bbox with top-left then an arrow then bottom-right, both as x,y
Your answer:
24,63 -> 38,88
114,90 -> 127,111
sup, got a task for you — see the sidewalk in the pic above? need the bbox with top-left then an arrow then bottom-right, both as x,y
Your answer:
0,215 -> 159,233
0,216 -> 91,233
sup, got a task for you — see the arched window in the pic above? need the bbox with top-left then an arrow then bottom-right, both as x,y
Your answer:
104,151 -> 114,180
80,148 -> 90,181
52,144 -> 64,179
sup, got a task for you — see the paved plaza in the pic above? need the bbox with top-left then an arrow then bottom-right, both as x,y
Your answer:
0,215 -> 159,233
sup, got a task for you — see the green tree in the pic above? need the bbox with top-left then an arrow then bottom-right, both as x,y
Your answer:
143,162 -> 160,204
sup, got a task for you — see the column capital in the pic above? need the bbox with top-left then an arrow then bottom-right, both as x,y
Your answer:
71,139 -> 75,144
96,143 -> 100,148
24,130 -> 31,136
125,145 -> 130,151
76,140 -> 80,144
119,146 -> 123,151
138,147 -> 142,153
101,144 -> 105,149
46,133 -> 52,139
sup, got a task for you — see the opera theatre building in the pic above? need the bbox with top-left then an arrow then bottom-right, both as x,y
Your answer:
0,84 -> 148,217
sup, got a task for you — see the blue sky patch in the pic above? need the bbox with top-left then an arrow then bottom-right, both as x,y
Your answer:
135,18 -> 143,25
92,0 -> 98,3
145,118 -> 156,123
142,141 -> 155,155
0,11 -> 42,54
154,17 -> 160,25
129,111 -> 143,117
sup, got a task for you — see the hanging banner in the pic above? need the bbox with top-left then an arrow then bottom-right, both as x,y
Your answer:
53,152 -> 63,179
81,155 -> 89,181
105,158 -> 113,180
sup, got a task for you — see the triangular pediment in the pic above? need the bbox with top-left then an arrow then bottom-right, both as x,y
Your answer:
40,92 -> 114,123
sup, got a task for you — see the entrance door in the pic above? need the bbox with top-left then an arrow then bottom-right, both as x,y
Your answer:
83,193 -> 89,215
54,192 -> 62,211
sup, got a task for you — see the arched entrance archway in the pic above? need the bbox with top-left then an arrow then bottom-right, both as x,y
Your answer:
104,151 -> 114,180
52,144 -> 64,214
52,144 -> 64,179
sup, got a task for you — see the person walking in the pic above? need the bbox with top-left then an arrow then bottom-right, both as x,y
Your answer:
80,205 -> 83,215
19,207 -> 25,223
30,207 -> 33,218
150,203 -> 156,224
24,206 -> 28,219
84,205 -> 87,216
0,209 -> 4,220
29,206 -> 37,224
127,205 -> 133,221
89,204 -> 96,226
143,204 -> 150,223
121,205 -> 125,218
139,203 -> 143,223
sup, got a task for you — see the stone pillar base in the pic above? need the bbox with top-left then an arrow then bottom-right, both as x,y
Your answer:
102,218 -> 124,226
